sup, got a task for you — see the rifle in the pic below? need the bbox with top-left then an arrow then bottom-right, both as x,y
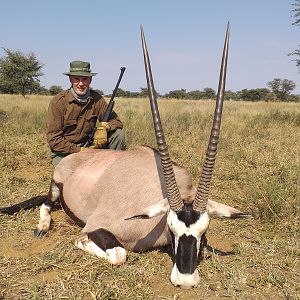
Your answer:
86,66 -> 126,147
102,66 -> 126,122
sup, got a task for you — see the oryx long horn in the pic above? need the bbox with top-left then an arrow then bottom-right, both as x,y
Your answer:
193,23 -> 230,213
141,26 -> 183,212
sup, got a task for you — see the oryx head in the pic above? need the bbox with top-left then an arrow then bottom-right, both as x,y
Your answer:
141,23 -> 230,288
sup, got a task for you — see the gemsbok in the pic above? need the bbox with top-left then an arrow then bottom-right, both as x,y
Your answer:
1,24 -> 252,289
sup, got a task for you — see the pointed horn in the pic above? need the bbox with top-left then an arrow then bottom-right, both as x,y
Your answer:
141,26 -> 183,212
193,22 -> 230,213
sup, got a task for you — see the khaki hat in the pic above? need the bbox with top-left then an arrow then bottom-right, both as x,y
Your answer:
63,60 -> 97,76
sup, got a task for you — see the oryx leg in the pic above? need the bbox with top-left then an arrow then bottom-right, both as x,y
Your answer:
75,229 -> 127,265
33,180 -> 60,237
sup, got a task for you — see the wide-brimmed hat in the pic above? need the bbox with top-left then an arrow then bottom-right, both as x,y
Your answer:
63,60 -> 97,76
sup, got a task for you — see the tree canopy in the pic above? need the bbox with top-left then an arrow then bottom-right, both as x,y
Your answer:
0,48 -> 43,96
292,0 -> 300,26
237,88 -> 271,102
49,85 -> 63,96
267,78 -> 296,101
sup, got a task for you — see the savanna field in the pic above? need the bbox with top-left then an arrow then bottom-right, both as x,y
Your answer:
0,94 -> 299,300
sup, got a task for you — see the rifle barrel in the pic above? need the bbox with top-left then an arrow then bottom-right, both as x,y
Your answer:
102,67 -> 126,122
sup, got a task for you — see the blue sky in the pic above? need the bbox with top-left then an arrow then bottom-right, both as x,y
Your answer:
1,1 -> 299,95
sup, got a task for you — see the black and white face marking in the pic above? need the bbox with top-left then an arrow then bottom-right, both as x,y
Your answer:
167,204 -> 209,288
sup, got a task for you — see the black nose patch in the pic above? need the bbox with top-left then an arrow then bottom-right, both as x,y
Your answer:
176,234 -> 198,274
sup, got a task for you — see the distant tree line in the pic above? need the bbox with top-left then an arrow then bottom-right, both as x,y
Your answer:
0,47 -> 299,102
114,82 -> 299,102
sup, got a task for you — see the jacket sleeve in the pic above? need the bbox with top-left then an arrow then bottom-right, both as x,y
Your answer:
46,97 -> 80,154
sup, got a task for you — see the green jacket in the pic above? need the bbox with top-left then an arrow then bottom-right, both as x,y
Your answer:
47,89 -> 123,154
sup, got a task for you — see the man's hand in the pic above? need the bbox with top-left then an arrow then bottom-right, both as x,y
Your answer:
100,122 -> 110,131
80,147 -> 91,151
92,122 -> 110,148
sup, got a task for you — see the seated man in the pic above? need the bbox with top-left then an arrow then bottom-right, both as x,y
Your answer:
47,60 -> 125,167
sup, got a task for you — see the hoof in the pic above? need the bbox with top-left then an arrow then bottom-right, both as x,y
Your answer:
33,227 -> 43,238
231,212 -> 254,220
106,247 -> 127,265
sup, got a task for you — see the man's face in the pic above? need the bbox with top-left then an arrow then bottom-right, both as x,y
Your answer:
69,75 -> 92,96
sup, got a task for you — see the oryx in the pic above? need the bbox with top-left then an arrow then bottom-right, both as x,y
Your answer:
3,24 -> 252,289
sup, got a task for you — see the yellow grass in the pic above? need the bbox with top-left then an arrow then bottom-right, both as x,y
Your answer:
0,94 -> 299,299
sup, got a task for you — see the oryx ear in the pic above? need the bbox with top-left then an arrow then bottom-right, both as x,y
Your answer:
206,199 -> 253,219
125,198 -> 169,220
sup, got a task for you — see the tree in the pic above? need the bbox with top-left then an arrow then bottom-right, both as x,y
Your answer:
139,87 -> 149,97
202,87 -> 216,99
224,90 -> 238,101
185,88 -> 216,100
237,88 -> 270,101
290,1 -> 300,69
186,90 -> 203,100
292,0 -> 300,26
0,48 -> 43,96
49,85 -> 63,95
164,89 -> 187,99
33,84 -> 49,95
267,78 -> 296,101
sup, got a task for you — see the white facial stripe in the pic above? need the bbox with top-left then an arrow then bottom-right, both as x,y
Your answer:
167,210 -> 209,237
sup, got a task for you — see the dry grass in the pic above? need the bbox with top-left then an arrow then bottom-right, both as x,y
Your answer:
0,95 -> 299,299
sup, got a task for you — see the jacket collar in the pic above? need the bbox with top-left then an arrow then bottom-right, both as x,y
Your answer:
65,88 -> 95,104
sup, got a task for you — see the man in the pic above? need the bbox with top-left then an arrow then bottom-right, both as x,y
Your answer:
47,60 -> 125,167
